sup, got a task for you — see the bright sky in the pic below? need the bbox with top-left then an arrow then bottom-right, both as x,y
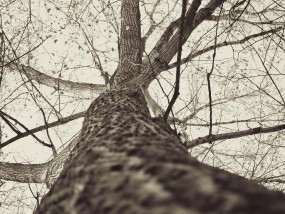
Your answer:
1,0 -> 285,213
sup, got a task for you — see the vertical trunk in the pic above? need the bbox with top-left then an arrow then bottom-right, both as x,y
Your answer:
114,0 -> 143,87
35,2 -> 285,212
36,89 -> 285,214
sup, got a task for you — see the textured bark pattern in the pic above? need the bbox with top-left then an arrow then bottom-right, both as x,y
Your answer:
132,0 -> 226,87
111,1 -> 226,89
8,63 -> 105,96
114,0 -> 143,87
0,161 -> 47,183
36,89 -> 285,214
46,136 -> 79,188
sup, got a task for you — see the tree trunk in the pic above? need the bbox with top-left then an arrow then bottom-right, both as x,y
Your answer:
36,88 -> 285,214
34,0 -> 285,213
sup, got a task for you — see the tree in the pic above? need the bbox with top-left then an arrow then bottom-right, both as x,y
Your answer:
1,0 -> 285,213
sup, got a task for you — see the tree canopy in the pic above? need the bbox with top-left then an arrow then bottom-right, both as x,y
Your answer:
0,0 -> 285,213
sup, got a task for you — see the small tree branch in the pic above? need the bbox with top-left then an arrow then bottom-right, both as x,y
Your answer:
39,108 -> 57,157
6,62 -> 106,96
163,0 -> 187,121
252,46 -> 285,106
140,86 -> 164,116
0,111 -> 85,148
21,65 -> 63,119
0,161 -> 48,183
0,135 -> 79,186
2,32 -> 49,67
186,123 -> 285,148
168,27 -> 284,70
135,0 -> 226,86
45,135 -> 79,188
206,4 -> 221,137
0,110 -> 52,148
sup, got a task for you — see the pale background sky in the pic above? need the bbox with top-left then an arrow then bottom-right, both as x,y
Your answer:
1,0 -> 285,213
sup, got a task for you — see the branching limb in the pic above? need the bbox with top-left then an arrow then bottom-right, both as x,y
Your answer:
163,0 -> 187,121
39,108 -> 57,157
179,118 -> 285,127
252,45 -> 285,106
0,161 -> 48,184
113,0 -> 143,87
45,135 -> 79,187
6,62 -> 106,96
143,0 -> 180,41
140,86 -> 164,116
21,65 -> 63,119
0,134 -> 79,187
0,110 -> 52,148
186,123 -> 285,148
0,111 -> 85,149
168,27 -> 284,70
136,0 -> 226,86
206,4 -> 221,137
170,91 -> 257,125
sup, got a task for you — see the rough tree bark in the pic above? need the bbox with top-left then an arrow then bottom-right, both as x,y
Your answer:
36,87 -> 285,214
35,0 -> 285,213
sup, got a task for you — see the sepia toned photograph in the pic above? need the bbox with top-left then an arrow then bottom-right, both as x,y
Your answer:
0,0 -> 285,213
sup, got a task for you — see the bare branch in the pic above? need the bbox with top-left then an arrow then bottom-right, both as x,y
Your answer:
0,161 -> 48,183
136,0 -> 226,86
0,110 -> 53,149
0,111 -> 85,148
0,135 -> 79,186
187,123 -> 285,148
7,62 -> 106,96
168,27 -> 284,70
46,135 -> 79,187
142,0 -> 180,41
39,108 -> 57,157
181,118 -> 285,127
252,46 -> 285,106
206,5 -> 221,137
141,86 -> 164,116
163,0 -> 187,121
208,14 -> 285,26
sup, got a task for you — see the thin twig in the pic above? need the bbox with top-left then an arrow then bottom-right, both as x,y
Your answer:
40,108 -> 57,157
186,123 -> 285,148
0,113 -> 21,134
0,111 -> 85,148
2,32 -> 50,67
163,0 -> 188,121
21,65 -> 63,119
206,4 -> 222,137
0,110 -> 52,148
252,46 -> 285,106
